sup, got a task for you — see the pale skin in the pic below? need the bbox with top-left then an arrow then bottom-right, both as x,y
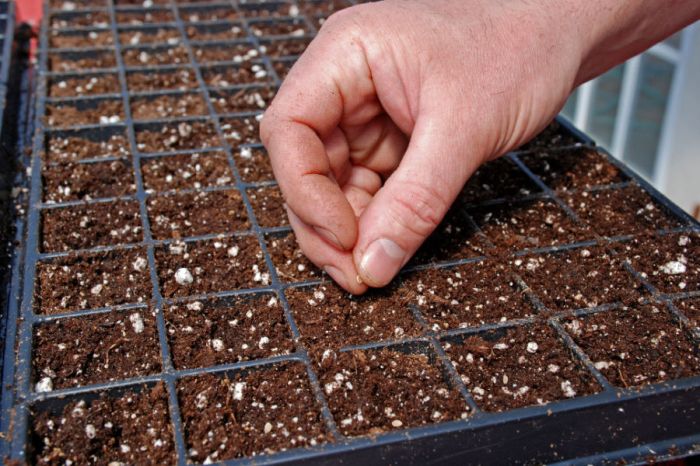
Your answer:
261,0 -> 700,294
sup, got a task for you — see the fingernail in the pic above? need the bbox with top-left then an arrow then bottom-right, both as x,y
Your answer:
359,238 -> 406,286
314,226 -> 344,250
324,266 -> 346,287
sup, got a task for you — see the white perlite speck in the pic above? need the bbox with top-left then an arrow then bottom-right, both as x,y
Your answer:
547,364 -> 560,374
391,420 -> 403,428
133,256 -> 147,272
678,236 -> 690,246
90,284 -> 103,295
526,342 -> 539,353
561,380 -> 576,398
264,422 -> 273,434
129,313 -> 145,334
211,339 -> 224,352
228,246 -> 240,257
175,267 -> 194,285
36,377 -> 53,392
240,147 -> 252,159
85,424 -> 97,439
258,336 -> 270,349
660,260 -> 686,275
233,382 -> 245,400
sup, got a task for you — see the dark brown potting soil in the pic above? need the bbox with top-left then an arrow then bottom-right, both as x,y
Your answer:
131,92 -> 208,120
675,297 -> 700,330
202,64 -> 271,87
247,185 -> 288,228
235,146 -> 274,182
50,11 -> 110,28
50,30 -> 114,48
118,27 -> 181,46
266,231 -> 323,283
115,8 -> 175,25
46,99 -> 124,127
221,115 -> 261,146
136,120 -> 222,153
141,152 -> 233,192
210,86 -> 276,114
259,37 -> 312,57
45,131 -> 130,163
127,67 -> 199,92
193,42 -> 259,64
48,73 -> 121,98
410,207 -> 487,265
249,19 -> 310,37
180,6 -> 240,22
122,45 -> 190,67
42,160 -> 135,203
186,23 -> 246,42
459,157 -> 540,205
48,50 -> 117,72
516,120 -> 579,152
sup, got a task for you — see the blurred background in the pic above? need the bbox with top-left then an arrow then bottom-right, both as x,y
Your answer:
561,22 -> 700,219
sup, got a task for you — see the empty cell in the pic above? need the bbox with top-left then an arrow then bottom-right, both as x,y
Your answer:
123,44 -> 190,66
41,200 -> 143,252
131,92 -> 208,120
46,99 -> 124,127
514,120 -> 580,152
621,232 -> 700,294
32,310 -> 161,390
116,8 -> 175,25
221,115 -> 262,146
444,324 -> 600,411
513,246 -> 644,312
48,49 -> 117,72
35,248 -> 151,314
178,364 -> 328,462
45,127 -> 130,163
180,5 -> 240,22
249,18 -> 310,37
118,26 -> 182,46
266,231 -> 323,283
50,29 -> 114,48
259,37 -> 312,57
404,261 -> 535,331
247,185 -> 288,228
186,21 -> 246,41
147,189 -> 249,239
202,63 -> 271,87
211,86 -> 276,113
564,304 -> 700,387
564,185 -> 682,238
410,207 -> 487,265
50,11 -> 110,28
155,235 -> 268,297
141,151 -> 233,192
285,283 -> 422,349
519,147 -> 627,191
48,73 -> 120,98
319,347 -> 469,436
235,145 -> 274,182
31,384 -> 175,465
136,120 -> 222,153
469,199 -> 591,251
42,160 -> 135,203
127,67 -> 198,92
459,157 -> 540,205
165,293 -> 294,369
193,41 -> 260,64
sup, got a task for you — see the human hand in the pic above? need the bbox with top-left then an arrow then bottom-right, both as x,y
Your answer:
261,0 -> 699,293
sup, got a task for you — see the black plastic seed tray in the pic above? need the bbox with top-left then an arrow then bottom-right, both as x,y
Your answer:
2,1 -> 700,464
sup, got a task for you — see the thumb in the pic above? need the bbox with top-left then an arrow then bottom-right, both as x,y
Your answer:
353,115 -> 482,287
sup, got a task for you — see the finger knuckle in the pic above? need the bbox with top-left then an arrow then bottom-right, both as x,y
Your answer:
388,181 -> 449,238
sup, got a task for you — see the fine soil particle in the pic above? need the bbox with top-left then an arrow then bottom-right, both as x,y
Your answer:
155,236 -> 268,297
469,199 -> 591,251
48,74 -> 120,98
248,186 -> 288,228
131,93 -> 208,120
165,294 -> 294,369
50,30 -> 114,48
48,50 -> 117,72
674,297 -> 700,330
266,231 -> 323,283
202,64 -> 271,87
122,45 -> 190,67
285,283 -> 421,350
235,146 -> 274,183
50,11 -> 110,28
147,189 -> 249,239
221,115 -> 261,146
249,19 -> 309,37
404,262 -> 535,331
211,86 -> 276,114
31,383 -> 176,465
519,147 -> 626,191
180,6 -> 240,22
193,42 -> 259,64
259,37 -> 312,57
118,28 -> 181,46
459,157 -> 540,205
444,324 -> 600,411
42,160 -> 135,203
46,131 -> 130,163
319,348 -> 469,436
46,100 -> 124,127
136,120 -> 222,153
620,232 -> 700,294
127,68 -> 198,92
116,8 -> 175,25
515,120 -> 580,152
35,248 -> 151,314
41,201 -> 142,252
178,364 -> 329,463
32,310 -> 161,390
186,23 -> 246,42
513,246 -> 644,312
410,207 -> 486,265
141,152 -> 233,192
564,304 -> 700,387
564,185 -> 682,238
273,59 -> 295,80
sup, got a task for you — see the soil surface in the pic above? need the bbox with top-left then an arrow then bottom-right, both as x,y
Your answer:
221,115 -> 262,145
187,23 -> 246,42
620,232 -> 700,294
123,45 -> 190,67
444,324 -> 600,411
298,0 -> 352,15
41,201 -> 142,252
247,185 -> 288,228
141,152 -> 233,192
155,235 -> 268,297
515,121 -> 580,152
260,37 -> 312,57
43,160 -> 135,203
513,246 -> 644,312
202,64 -> 271,87
250,19 -> 310,37
127,67 -> 199,92
469,199 -> 591,251
238,2 -> 294,17
180,6 -> 240,22
50,11 -> 110,28
147,189 -> 249,239
116,9 -> 175,25
285,283 -> 421,350
33,310 -> 161,390
193,42 -> 259,64
178,363 -> 329,462
136,120 -> 222,153
35,248 -> 152,314
32,383 -> 176,465
273,59 -> 295,80
46,131 -> 130,163
519,147 -> 626,191
211,86 -> 276,114
165,294 -> 294,369
49,50 -> 117,72
50,30 -> 114,48
675,297 -> 700,330
118,27 -> 181,46
48,73 -> 121,98
235,146 -> 274,182
46,100 -> 124,127
410,207 -> 487,265
404,261 -> 535,331
564,304 -> 700,387
564,185 -> 682,237
320,348 -> 469,436
131,93 -> 208,120
459,157 -> 540,205
266,231 -> 323,283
